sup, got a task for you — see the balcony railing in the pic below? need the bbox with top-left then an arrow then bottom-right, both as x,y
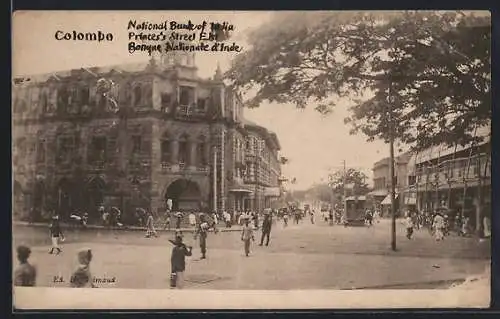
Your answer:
88,160 -> 106,170
175,104 -> 207,119
161,162 -> 209,174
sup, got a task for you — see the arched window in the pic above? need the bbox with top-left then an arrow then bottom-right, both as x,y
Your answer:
79,85 -> 90,105
197,135 -> 207,166
118,82 -> 130,104
36,137 -> 46,163
178,134 -> 189,164
57,85 -> 69,113
133,84 -> 142,106
40,91 -> 48,113
160,132 -> 171,163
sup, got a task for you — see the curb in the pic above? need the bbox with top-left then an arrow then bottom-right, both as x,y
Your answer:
13,222 -> 243,233
342,278 -> 467,290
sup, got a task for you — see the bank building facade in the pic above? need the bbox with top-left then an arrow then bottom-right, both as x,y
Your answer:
12,51 -> 283,224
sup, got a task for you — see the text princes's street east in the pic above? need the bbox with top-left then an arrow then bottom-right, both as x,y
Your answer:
126,19 -> 241,55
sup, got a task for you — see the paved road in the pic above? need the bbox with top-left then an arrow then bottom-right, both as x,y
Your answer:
13,219 -> 490,290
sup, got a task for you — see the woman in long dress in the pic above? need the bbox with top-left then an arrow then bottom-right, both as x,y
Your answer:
432,213 -> 445,241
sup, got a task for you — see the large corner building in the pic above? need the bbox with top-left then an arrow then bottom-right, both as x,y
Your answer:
12,52 -> 283,223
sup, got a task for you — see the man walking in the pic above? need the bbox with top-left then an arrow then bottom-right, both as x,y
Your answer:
49,215 -> 64,255
170,235 -> 192,289
241,218 -> 255,257
259,212 -> 272,246
194,213 -> 209,259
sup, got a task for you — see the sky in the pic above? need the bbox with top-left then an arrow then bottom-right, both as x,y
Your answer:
12,11 -> 395,190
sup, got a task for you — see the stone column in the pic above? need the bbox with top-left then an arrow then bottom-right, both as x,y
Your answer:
189,140 -> 197,167
204,141 -> 210,166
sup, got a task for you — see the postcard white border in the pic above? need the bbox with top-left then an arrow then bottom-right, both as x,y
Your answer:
14,287 -> 490,310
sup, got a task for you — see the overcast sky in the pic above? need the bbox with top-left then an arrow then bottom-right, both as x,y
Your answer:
13,11 -> 397,190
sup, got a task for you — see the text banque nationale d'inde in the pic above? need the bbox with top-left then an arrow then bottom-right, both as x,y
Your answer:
127,20 -> 242,55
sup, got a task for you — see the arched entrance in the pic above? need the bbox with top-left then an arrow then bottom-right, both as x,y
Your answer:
55,178 -> 72,219
84,176 -> 106,221
165,179 -> 201,211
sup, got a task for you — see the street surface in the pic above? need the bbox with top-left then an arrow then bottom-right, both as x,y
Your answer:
13,219 -> 490,290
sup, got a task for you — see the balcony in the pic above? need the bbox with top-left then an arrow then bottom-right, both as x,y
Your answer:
160,162 -> 210,174
88,160 -> 106,171
175,104 -> 207,119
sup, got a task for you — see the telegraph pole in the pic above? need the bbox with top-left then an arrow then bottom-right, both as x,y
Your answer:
388,80 -> 397,251
213,146 -> 218,212
343,159 -> 347,221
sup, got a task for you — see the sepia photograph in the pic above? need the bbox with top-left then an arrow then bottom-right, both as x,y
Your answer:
12,10 -> 491,309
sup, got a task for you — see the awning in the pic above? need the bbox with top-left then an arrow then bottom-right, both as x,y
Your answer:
367,189 -> 388,197
229,188 -> 253,193
381,194 -> 399,205
345,195 -> 367,201
264,187 -> 281,197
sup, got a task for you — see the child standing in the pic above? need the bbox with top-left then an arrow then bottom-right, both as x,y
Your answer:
14,245 -> 37,286
70,248 -> 95,288
241,219 -> 255,257
49,215 -> 64,255
170,236 -> 192,289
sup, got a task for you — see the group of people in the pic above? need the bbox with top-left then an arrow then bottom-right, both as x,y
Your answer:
169,211 -> 274,288
14,242 -> 95,288
403,210 -> 449,241
402,209 -> 492,241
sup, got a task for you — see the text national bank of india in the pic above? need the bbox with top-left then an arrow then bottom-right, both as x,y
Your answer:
12,50 -> 284,224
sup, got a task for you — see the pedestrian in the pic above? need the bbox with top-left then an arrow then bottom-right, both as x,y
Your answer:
101,208 -> 109,227
145,211 -> 158,238
70,248 -> 95,288
365,209 -> 373,226
49,215 -> 64,255
189,212 -> 196,227
310,210 -> 315,224
241,218 -> 255,257
175,212 -> 183,229
483,215 -> 491,238
14,245 -> 37,287
194,214 -> 209,259
460,216 -> 470,237
169,235 -> 192,289
253,212 -> 259,229
164,212 -> 171,230
404,214 -> 414,239
82,212 -> 89,228
212,212 -> 218,225
259,213 -> 272,246
283,211 -> 289,227
432,213 -> 445,241
224,211 -> 231,228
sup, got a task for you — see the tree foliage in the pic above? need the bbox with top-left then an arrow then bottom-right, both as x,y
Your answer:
328,168 -> 370,196
226,11 -> 491,151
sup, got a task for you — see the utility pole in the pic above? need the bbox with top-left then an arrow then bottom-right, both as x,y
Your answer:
388,80 -> 397,251
213,146 -> 217,212
343,159 -> 347,221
